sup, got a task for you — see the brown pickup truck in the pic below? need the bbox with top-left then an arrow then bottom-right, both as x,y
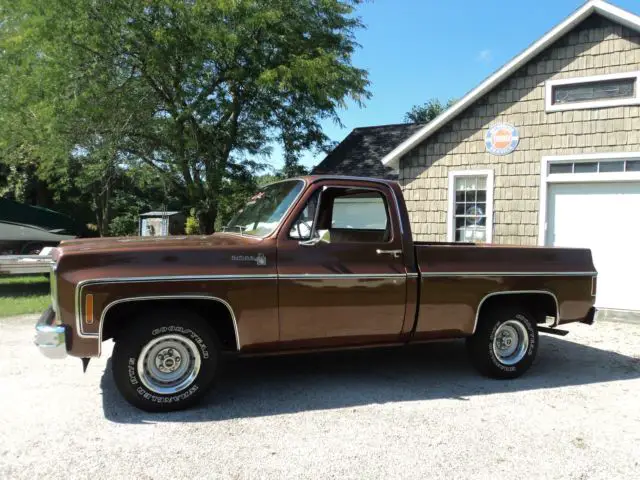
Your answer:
35,175 -> 597,411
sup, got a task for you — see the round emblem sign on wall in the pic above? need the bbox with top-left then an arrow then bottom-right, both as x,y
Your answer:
485,123 -> 520,156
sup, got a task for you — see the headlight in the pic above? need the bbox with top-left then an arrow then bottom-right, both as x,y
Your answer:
50,262 -> 59,314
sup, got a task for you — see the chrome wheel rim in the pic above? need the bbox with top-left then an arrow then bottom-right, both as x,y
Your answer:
137,334 -> 201,395
492,320 -> 529,366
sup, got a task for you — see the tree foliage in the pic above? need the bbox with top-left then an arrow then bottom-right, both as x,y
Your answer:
404,98 -> 457,124
0,0 -> 369,234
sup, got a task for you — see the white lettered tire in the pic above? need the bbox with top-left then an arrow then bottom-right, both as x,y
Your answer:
466,306 -> 539,379
112,310 -> 218,412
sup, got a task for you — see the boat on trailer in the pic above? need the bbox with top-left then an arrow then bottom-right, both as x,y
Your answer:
0,198 -> 78,255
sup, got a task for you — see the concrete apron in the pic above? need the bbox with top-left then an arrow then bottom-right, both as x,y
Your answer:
596,309 -> 640,325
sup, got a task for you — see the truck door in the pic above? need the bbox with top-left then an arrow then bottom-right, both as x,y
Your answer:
276,181 -> 407,348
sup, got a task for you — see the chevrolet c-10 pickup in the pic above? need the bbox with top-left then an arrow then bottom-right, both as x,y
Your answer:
35,175 -> 597,411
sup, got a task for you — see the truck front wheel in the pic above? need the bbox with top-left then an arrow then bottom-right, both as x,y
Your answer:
111,310 -> 219,412
466,306 -> 539,379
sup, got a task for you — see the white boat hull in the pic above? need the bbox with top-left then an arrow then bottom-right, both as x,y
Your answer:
0,221 -> 76,243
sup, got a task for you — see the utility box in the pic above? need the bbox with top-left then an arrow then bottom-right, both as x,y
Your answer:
139,211 -> 186,237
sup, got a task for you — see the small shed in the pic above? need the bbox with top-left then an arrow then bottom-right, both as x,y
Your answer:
139,211 -> 186,237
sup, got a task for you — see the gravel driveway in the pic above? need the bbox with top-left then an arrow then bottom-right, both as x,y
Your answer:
1,315 -> 639,479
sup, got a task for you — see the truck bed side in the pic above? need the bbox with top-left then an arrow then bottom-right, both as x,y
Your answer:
412,243 -> 597,339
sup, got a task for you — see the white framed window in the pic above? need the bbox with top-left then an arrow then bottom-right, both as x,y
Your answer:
545,71 -> 640,112
547,158 -> 640,175
447,169 -> 494,243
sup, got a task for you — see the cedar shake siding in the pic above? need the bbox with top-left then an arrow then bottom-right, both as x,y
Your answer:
400,15 -> 640,245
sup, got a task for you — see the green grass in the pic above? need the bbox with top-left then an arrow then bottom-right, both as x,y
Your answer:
0,275 -> 50,318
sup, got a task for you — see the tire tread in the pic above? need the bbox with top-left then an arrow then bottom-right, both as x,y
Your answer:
112,308 -> 219,412
466,305 -> 539,379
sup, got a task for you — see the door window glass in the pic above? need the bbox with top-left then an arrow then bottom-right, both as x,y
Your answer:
321,189 -> 391,243
290,187 -> 392,243
331,192 -> 388,231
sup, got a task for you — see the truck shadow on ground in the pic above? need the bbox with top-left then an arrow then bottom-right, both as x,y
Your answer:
101,335 -> 640,424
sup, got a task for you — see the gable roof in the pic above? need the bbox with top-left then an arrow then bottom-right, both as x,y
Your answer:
381,0 -> 640,168
312,123 -> 424,180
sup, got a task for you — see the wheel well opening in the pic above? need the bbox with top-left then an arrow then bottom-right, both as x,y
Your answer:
477,292 -> 558,327
102,298 -> 238,351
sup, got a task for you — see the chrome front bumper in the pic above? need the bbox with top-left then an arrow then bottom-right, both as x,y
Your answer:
35,306 -> 68,359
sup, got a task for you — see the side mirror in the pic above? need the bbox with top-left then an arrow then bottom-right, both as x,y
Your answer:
289,220 -> 312,239
299,229 -> 330,247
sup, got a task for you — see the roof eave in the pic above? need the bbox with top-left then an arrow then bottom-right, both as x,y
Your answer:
381,0 -> 640,168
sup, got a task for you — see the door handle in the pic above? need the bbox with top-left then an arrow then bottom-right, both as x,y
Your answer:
376,249 -> 403,258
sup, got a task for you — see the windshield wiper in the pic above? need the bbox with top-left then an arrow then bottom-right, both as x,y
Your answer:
222,225 -> 246,236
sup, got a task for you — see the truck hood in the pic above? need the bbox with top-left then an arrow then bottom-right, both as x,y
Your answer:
58,233 -> 259,253
54,232 -> 273,277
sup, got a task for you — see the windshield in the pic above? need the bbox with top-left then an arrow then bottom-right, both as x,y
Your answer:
225,180 -> 304,237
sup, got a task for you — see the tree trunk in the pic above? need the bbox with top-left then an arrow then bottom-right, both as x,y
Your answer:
197,205 -> 217,234
35,179 -> 50,207
101,181 -> 111,236
93,179 -> 111,237
94,194 -> 103,237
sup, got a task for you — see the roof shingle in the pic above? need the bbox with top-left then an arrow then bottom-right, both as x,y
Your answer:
312,123 -> 424,180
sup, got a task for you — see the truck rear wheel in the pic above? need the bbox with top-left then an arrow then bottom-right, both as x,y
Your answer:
112,310 -> 219,412
466,306 -> 539,379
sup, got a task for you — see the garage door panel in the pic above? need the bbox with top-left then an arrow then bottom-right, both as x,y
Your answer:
547,181 -> 640,311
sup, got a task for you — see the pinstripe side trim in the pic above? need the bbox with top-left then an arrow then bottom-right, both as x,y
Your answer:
421,271 -> 597,277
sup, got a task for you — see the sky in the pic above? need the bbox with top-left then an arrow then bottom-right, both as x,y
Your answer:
269,0 -> 640,171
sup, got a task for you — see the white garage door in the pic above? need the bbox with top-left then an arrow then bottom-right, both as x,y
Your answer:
547,181 -> 640,311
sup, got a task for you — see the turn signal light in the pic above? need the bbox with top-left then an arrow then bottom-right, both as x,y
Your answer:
85,294 -> 94,325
